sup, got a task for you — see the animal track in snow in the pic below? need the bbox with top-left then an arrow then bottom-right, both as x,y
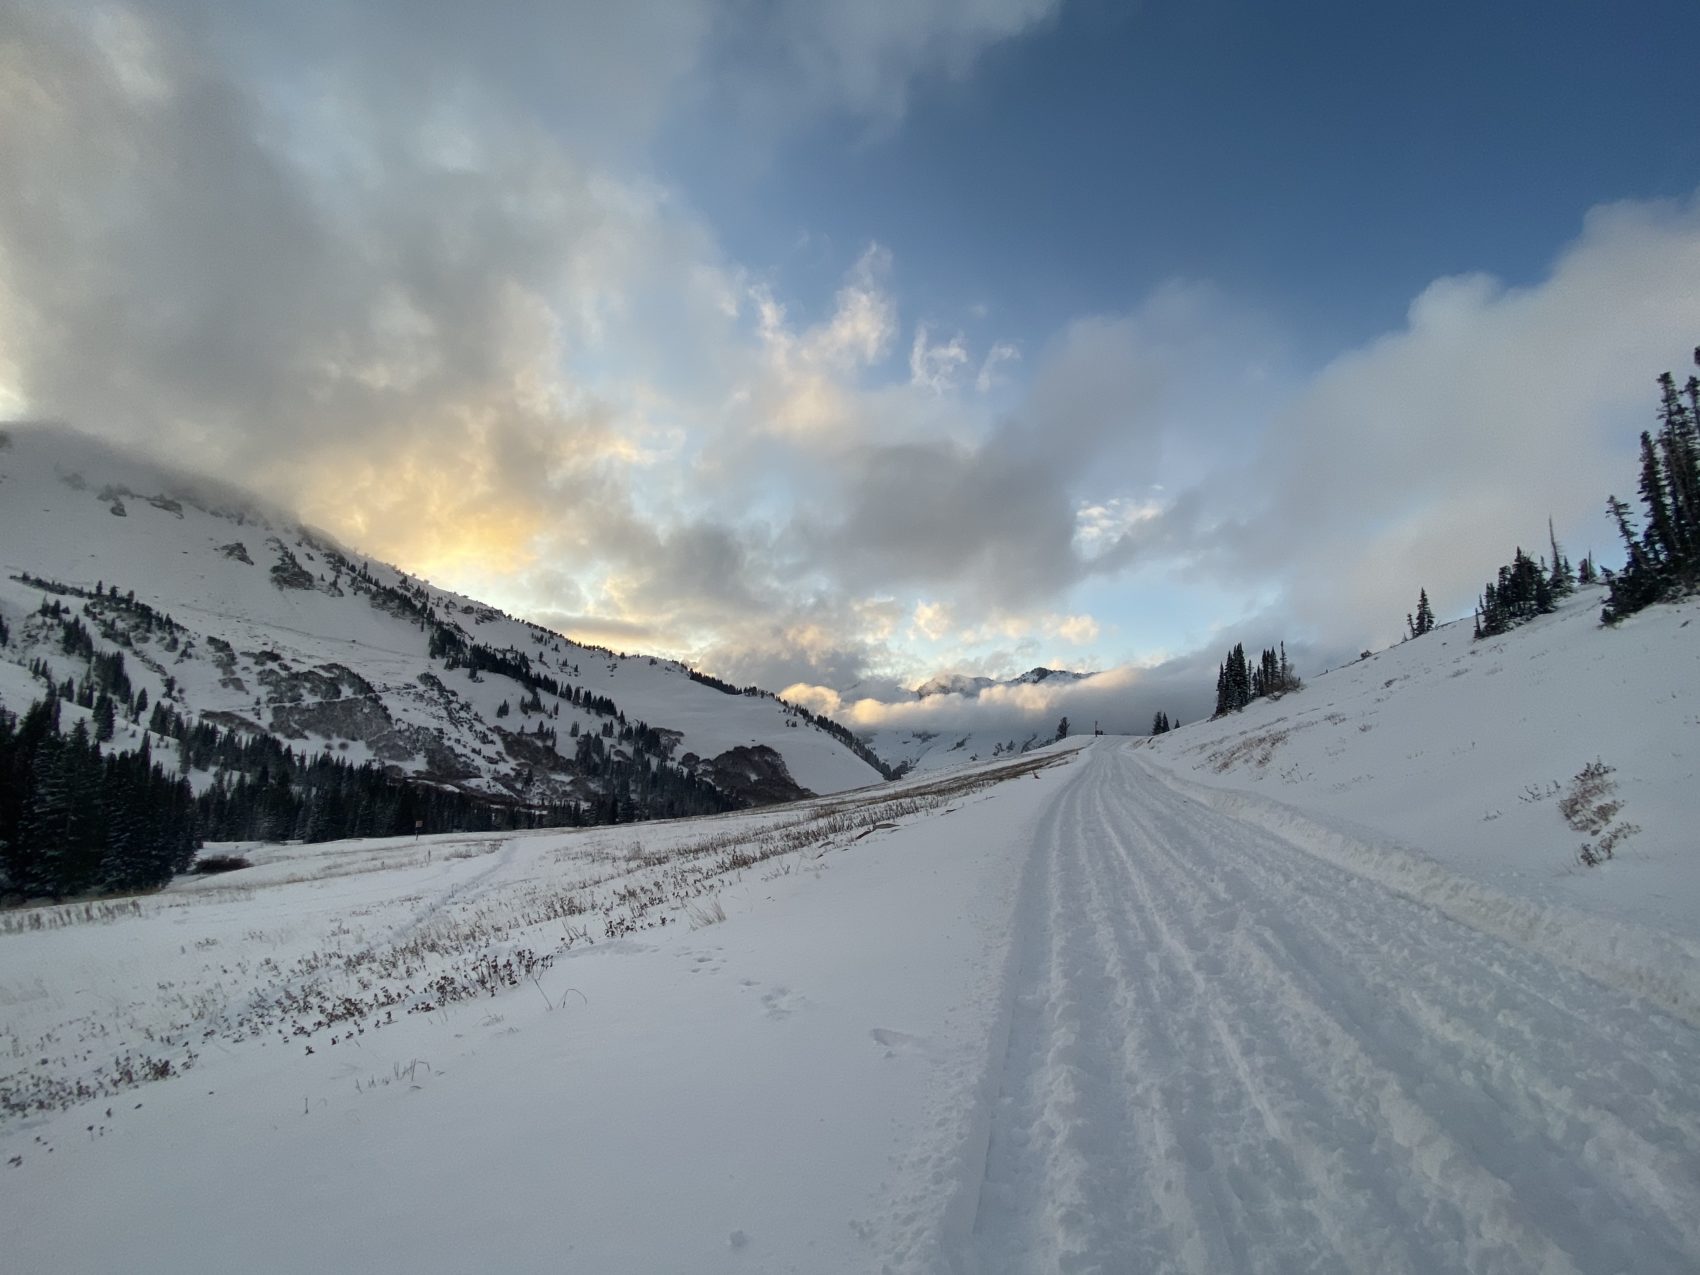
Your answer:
760,986 -> 805,1019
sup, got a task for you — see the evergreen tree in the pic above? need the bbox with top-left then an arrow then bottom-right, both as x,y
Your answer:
1231,643 -> 1251,710
93,691 -> 117,743
1547,520 -> 1574,597
1213,643 -> 1264,715
1655,370 -> 1700,563
1637,431 -> 1678,567
1601,352 -> 1700,620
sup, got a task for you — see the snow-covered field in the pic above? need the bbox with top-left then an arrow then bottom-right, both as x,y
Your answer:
4,589 -> 1699,1273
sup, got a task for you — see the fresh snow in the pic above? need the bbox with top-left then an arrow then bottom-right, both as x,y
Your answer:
869,724 -> 1057,778
1141,585 -> 1700,942
5,492 -> 1700,1270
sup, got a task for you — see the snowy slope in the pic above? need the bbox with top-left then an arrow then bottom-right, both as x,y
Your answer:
1139,584 -> 1700,938
867,724 -> 1058,777
4,733 -> 1697,1273
0,428 -> 882,803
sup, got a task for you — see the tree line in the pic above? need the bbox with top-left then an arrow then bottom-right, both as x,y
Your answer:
0,680 -> 744,902
1212,642 -> 1299,717
1602,351 -> 1700,622
1399,345 -> 1700,642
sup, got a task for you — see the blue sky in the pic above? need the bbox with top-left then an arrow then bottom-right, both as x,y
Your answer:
3,0 -> 1699,729
674,1 -> 1698,358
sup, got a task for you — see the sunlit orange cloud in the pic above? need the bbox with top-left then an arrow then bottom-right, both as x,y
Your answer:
288,454 -> 544,580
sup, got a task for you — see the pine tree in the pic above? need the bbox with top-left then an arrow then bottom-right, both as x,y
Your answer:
1655,370 -> 1700,566
1546,521 -> 1574,598
93,692 -> 117,743
1408,588 -> 1436,637
1637,431 -> 1679,568
1213,643 -> 1258,714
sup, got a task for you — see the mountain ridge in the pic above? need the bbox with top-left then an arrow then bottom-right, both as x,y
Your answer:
913,665 -> 1093,699
0,427 -> 886,831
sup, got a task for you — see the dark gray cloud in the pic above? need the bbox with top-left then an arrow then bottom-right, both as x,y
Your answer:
815,430 -> 1081,608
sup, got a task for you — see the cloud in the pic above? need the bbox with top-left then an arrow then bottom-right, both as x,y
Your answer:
909,325 -> 970,393
756,199 -> 1700,738
911,600 -> 954,641
744,245 -> 899,438
1051,613 -> 1100,645
699,0 -> 1065,134
797,284 -> 1272,613
975,341 -> 1021,393
787,654 -> 1215,739
0,0 -> 712,592
1214,195 -> 1700,644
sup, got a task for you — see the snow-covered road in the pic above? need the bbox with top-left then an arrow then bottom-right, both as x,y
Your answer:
960,739 -> 1700,1274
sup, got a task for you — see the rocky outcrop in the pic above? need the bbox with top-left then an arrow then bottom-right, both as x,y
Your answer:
703,744 -> 812,805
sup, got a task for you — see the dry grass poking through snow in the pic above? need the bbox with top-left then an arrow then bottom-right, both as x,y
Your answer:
1559,760 -> 1640,867
0,749 -> 1070,1121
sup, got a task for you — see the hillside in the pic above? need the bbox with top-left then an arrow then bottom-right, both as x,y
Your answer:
0,428 -> 884,830
1141,584 -> 1700,938
867,724 -> 1058,777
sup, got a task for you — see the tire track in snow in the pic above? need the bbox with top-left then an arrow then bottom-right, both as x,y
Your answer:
1116,754 -> 1700,1262
1107,779 -> 1588,1274
1086,764 -> 1426,1275
969,743 -> 1208,1273
956,740 -> 1700,1274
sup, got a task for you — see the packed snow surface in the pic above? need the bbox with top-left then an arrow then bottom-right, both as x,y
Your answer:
5,588 -> 1699,1272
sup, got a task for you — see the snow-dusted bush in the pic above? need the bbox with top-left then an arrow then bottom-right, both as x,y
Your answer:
1559,760 -> 1639,866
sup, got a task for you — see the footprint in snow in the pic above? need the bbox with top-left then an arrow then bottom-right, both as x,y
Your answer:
870,1027 -> 929,1057
760,987 -> 805,1019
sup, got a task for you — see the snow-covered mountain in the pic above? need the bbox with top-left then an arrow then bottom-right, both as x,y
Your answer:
913,665 -> 1091,699
860,668 -> 1101,776
0,428 -> 885,810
